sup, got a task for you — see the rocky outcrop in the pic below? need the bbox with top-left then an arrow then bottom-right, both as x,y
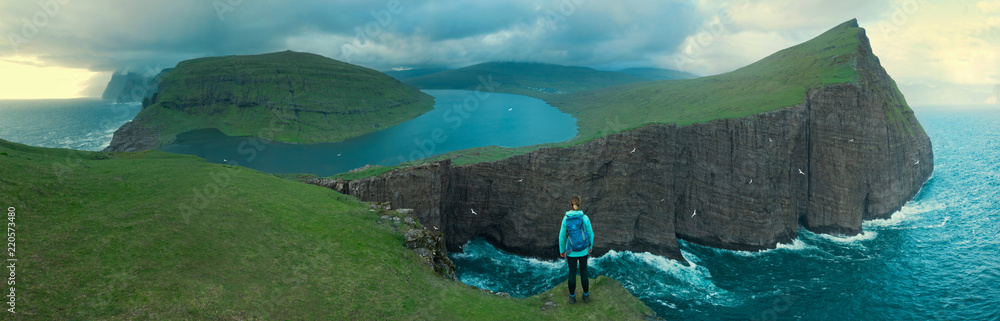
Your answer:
102,118 -> 160,153
310,27 -> 933,262
404,227 -> 457,280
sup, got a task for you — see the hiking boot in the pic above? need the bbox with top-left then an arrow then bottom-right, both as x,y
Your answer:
569,295 -> 576,304
583,294 -> 590,303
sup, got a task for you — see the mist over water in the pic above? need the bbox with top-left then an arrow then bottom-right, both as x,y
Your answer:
450,108 -> 1000,320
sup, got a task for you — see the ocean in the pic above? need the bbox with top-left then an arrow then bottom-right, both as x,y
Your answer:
2,99 -> 997,320
0,99 -> 141,151
449,107 -> 1000,320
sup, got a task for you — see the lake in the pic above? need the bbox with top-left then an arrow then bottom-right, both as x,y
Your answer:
158,90 -> 578,176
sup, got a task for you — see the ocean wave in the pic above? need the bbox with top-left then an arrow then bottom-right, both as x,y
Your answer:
808,228 -> 878,244
593,250 -> 741,307
723,238 -> 819,257
864,199 -> 947,229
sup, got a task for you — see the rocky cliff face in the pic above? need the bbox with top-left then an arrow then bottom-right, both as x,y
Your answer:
310,28 -> 933,262
103,118 -> 160,152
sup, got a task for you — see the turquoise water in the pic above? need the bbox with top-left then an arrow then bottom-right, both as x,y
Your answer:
0,99 -> 140,151
159,90 -> 578,176
450,108 -> 1000,320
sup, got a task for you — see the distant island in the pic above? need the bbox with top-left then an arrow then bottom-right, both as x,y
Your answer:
104,51 -> 434,152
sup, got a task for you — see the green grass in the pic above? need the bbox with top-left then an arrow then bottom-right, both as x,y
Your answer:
0,139 -> 655,320
135,51 -> 434,147
550,19 -> 861,142
337,19 -> 868,175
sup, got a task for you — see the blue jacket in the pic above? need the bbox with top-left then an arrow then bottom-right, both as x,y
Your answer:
559,210 -> 594,257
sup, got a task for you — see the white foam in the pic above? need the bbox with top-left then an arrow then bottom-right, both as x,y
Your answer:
811,229 -> 878,245
921,216 -> 950,229
864,199 -> 947,229
593,250 -> 742,307
725,238 -> 819,257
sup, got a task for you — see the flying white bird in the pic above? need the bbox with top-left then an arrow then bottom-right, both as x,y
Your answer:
518,179 -> 523,182
471,209 -> 477,215
631,148 -> 636,153
749,179 -> 753,184
849,139 -> 855,142
223,158 -> 227,163
692,210 -> 697,217
433,226 -> 439,230
915,160 -> 920,165
337,153 -> 342,157
508,108 -> 512,111
798,168 -> 805,175
660,199 -> 665,202
768,138 -> 773,142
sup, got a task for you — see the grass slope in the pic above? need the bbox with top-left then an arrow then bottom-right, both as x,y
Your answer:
550,19 -> 862,141
401,62 -> 651,97
0,139 -> 655,320
137,51 -> 434,146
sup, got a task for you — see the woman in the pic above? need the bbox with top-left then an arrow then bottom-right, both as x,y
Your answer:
558,195 -> 595,304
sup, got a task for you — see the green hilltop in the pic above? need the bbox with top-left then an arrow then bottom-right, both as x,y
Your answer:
551,18 -> 867,141
400,61 -> 652,96
130,51 -> 434,147
0,138 -> 655,319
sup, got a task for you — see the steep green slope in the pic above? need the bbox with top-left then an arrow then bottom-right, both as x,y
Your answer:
401,62 -> 651,97
111,51 -> 433,150
550,19 -> 863,141
0,139 -> 654,320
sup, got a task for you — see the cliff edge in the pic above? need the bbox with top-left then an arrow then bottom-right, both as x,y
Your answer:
310,19 -> 933,261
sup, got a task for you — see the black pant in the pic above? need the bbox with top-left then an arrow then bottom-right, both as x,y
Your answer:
567,255 -> 589,296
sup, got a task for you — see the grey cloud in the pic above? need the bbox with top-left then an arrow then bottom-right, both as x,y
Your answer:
0,0 -> 708,73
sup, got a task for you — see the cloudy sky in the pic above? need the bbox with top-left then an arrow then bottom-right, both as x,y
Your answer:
0,0 -> 997,105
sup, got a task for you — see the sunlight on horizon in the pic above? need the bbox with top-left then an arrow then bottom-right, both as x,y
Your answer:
0,57 -> 100,100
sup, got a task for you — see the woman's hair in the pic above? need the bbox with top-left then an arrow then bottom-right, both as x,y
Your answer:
570,196 -> 581,210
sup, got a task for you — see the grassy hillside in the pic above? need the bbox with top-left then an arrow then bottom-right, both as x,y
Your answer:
551,19 -> 861,141
616,67 -> 699,80
340,19 -> 868,175
135,51 -> 434,146
401,62 -> 651,97
0,139 -> 655,320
